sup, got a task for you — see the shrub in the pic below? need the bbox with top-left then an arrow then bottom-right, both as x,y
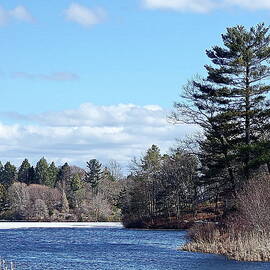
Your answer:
188,223 -> 220,243
236,173 -> 270,232
181,173 -> 270,261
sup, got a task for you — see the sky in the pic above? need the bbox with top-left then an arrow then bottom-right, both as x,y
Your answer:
1,0 -> 270,170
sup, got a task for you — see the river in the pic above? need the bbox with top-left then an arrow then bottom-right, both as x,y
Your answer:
0,222 -> 269,270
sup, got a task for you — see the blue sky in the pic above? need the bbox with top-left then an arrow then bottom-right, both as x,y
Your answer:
1,0 -> 270,169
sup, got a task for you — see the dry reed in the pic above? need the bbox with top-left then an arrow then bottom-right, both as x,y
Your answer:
181,224 -> 270,261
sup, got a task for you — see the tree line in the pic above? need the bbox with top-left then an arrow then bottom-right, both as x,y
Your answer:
118,145 -> 198,228
0,158 -> 122,221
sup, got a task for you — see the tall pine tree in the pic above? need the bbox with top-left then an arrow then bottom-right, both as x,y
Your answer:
47,162 -> 59,188
2,162 -> 17,188
18,159 -> 31,184
35,157 -> 49,185
172,23 -> 270,200
205,23 -> 270,179
85,159 -> 102,190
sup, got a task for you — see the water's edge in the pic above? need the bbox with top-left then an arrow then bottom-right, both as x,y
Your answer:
0,221 -> 123,229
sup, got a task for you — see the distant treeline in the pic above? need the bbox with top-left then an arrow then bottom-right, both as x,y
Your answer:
0,158 -> 122,221
0,145 -> 199,226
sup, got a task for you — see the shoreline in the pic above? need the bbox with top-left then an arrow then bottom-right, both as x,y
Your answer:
0,222 -> 123,229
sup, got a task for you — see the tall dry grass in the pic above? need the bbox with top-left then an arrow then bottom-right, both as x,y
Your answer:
181,224 -> 270,261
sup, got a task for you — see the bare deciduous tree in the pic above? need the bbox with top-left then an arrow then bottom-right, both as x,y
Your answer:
236,174 -> 270,232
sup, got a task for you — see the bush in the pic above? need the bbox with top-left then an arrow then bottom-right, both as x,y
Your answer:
236,173 -> 270,232
188,223 -> 220,243
181,173 -> 270,261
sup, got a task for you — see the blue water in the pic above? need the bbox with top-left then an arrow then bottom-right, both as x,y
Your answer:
0,226 -> 269,270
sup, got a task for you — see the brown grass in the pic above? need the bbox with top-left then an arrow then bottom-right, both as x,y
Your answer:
180,223 -> 270,261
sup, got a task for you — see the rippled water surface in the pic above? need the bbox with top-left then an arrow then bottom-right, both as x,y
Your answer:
0,225 -> 269,269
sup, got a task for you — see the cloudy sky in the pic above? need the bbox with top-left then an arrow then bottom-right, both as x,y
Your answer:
1,0 -> 269,170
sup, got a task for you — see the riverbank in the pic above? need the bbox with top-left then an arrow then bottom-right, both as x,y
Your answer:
123,202 -> 224,229
180,223 -> 270,262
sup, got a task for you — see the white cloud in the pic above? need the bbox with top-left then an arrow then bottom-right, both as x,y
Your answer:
143,0 -> 270,12
225,0 -> 270,9
143,0 -> 217,13
64,3 -> 105,27
15,103 -> 168,127
12,72 -> 79,81
0,5 -> 34,26
9,6 -> 35,23
0,103 -> 198,170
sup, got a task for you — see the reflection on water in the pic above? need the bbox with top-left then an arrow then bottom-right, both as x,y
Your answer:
0,227 -> 269,270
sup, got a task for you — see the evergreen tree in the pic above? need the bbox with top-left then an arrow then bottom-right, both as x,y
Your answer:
35,157 -> 49,185
124,145 -> 163,221
28,166 -> 36,184
2,162 -> 17,187
141,145 -> 162,218
18,159 -> 31,184
141,144 -> 162,172
204,23 -> 270,179
57,162 -> 71,190
85,159 -> 102,190
69,173 -> 84,208
172,23 -> 270,199
47,162 -> 59,188
70,173 -> 83,192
